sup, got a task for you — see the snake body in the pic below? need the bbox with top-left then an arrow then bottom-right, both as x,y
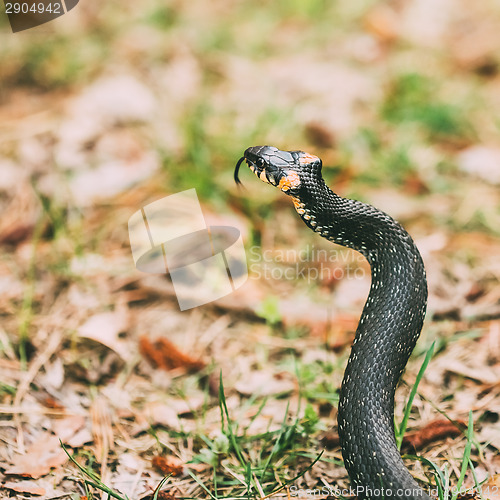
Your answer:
236,146 -> 431,500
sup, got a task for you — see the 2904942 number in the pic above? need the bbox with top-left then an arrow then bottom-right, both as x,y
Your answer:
5,2 -> 61,14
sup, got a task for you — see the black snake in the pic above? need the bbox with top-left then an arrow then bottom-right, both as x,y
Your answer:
235,146 -> 431,500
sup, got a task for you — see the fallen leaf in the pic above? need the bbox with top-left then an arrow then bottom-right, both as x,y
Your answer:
235,371 -> 295,397
78,310 -> 131,361
4,435 -> 68,478
66,428 -> 93,448
152,455 -> 184,476
39,357 -> 65,390
52,415 -> 86,442
3,480 -> 46,495
445,359 -> 500,385
41,395 -> 65,409
403,419 -> 465,450
477,424 -> 500,452
139,336 -> 205,372
320,431 -> 340,450
142,401 -> 181,430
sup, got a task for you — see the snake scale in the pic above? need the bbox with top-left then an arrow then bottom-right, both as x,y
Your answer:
235,146 -> 431,500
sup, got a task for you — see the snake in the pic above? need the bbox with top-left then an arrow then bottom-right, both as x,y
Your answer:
235,146 -> 431,500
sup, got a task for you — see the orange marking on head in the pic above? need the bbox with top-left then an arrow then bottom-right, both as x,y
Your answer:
299,153 -> 319,165
278,171 -> 301,191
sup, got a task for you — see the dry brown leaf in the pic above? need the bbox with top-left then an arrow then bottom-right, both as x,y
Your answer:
3,480 -> 46,495
235,371 -> 295,397
402,419 -> 465,450
52,415 -> 86,441
78,310 -> 130,361
445,359 -> 500,385
142,401 -> 182,430
320,430 -> 340,450
477,425 -> 500,452
39,358 -> 65,390
66,428 -> 93,448
152,455 -> 184,476
139,335 -> 205,372
52,415 -> 92,448
167,396 -> 205,415
4,434 -> 68,478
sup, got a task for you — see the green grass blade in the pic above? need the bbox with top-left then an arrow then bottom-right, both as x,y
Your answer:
218,373 -> 246,466
243,396 -> 268,437
153,475 -> 172,500
260,400 -> 290,480
245,462 -> 252,498
61,441 -> 128,500
187,469 -> 218,500
409,454 -> 446,499
262,450 -> 324,499
396,341 -> 435,449
451,411 -> 473,500
83,480 -> 128,500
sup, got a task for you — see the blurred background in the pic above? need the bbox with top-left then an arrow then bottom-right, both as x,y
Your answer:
1,0 -> 500,498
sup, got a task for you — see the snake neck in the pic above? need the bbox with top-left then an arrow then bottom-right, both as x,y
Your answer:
292,181 -> 430,500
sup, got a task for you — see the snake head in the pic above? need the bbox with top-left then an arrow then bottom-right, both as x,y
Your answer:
234,145 -> 322,196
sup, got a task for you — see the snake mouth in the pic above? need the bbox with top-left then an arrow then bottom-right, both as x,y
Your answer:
234,156 -> 281,187
248,159 -> 281,186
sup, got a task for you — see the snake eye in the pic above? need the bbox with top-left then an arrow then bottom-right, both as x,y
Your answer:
257,158 -> 265,168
